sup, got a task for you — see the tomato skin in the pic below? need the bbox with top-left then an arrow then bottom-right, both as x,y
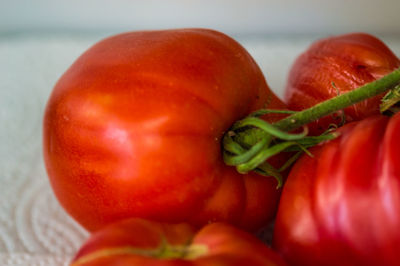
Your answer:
273,113 -> 400,266
43,29 -> 286,232
285,33 -> 400,135
70,218 -> 287,266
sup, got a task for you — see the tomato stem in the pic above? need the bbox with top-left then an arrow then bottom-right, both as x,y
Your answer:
223,67 -> 400,184
275,67 -> 400,131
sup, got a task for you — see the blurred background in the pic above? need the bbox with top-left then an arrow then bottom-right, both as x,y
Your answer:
0,1 -> 400,265
2,0 -> 400,95
1,0 -> 400,37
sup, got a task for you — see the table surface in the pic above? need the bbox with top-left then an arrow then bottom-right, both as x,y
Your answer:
1,33 -> 399,265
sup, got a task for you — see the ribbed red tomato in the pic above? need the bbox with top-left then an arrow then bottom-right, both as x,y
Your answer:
70,218 -> 287,266
43,29 -> 286,232
285,33 -> 400,135
273,113 -> 400,266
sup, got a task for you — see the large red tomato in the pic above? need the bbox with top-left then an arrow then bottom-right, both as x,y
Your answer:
43,29 -> 286,232
273,113 -> 400,266
285,33 -> 400,135
70,218 -> 287,266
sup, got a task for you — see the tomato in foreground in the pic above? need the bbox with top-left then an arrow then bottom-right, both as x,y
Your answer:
273,113 -> 400,266
70,218 -> 287,266
285,33 -> 400,135
43,29 -> 286,232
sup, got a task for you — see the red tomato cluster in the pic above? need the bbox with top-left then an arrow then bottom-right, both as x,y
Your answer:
43,30 -> 400,265
273,33 -> 400,266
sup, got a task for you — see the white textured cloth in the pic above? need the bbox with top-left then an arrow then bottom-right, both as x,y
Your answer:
1,33 -> 399,265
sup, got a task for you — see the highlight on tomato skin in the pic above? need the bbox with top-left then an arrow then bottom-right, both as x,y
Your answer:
70,218 -> 288,266
43,28 -> 288,233
273,112 -> 400,266
285,33 -> 400,135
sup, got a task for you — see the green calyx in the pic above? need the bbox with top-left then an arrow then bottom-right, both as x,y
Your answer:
71,239 -> 208,265
223,67 -> 400,187
223,112 -> 337,188
155,239 -> 208,260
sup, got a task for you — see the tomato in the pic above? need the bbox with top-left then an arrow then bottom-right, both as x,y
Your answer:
273,113 -> 400,266
43,29 -> 287,232
70,218 -> 287,266
285,33 -> 400,135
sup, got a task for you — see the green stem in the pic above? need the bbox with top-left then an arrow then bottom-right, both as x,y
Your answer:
274,68 -> 400,131
234,67 -> 400,147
